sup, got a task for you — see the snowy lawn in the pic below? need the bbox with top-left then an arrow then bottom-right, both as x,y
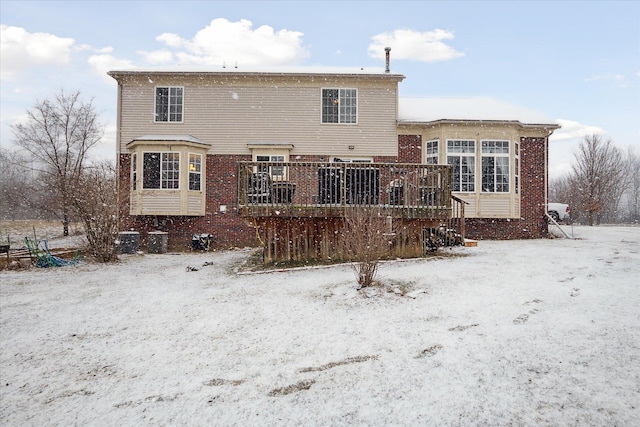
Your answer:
1,225 -> 639,426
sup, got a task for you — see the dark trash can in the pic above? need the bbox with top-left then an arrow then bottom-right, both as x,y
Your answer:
192,233 -> 212,251
118,231 -> 140,254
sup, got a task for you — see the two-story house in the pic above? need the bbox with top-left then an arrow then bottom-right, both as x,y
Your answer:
109,61 -> 558,261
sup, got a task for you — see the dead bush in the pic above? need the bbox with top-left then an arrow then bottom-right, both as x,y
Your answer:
340,207 -> 395,288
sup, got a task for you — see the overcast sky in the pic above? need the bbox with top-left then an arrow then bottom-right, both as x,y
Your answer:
1,0 -> 638,179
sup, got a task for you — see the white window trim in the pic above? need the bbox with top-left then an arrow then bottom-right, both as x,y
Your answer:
131,153 -> 137,191
142,151 -> 181,190
252,151 -> 290,181
514,142 -> 520,195
154,86 -> 184,123
424,139 -> 439,165
321,88 -> 358,125
481,140 -> 510,193
188,152 -> 203,192
446,139 -> 476,193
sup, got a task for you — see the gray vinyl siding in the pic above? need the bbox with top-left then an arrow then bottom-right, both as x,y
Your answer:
116,74 -> 400,158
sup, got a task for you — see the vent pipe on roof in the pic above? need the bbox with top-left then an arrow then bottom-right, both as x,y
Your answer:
385,47 -> 391,73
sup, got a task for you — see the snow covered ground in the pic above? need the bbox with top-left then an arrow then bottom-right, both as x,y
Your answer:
1,225 -> 639,426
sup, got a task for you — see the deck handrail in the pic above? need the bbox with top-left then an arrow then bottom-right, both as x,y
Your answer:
237,161 -> 453,220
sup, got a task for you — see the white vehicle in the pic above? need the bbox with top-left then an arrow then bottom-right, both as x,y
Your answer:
547,203 -> 570,223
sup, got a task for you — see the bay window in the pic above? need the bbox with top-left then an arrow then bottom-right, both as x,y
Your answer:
447,140 -> 476,192
189,153 -> 202,191
481,140 -> 510,193
425,140 -> 439,164
128,136 -> 209,216
143,152 -> 180,189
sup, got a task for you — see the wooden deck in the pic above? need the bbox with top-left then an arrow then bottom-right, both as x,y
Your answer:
238,162 -> 453,218
237,161 -> 465,263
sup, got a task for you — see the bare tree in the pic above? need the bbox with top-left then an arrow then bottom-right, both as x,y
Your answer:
624,147 -> 640,223
0,148 -> 63,221
340,207 -> 394,288
70,161 -> 119,262
0,148 -> 33,219
569,134 -> 627,225
11,90 -> 103,235
549,174 -> 572,205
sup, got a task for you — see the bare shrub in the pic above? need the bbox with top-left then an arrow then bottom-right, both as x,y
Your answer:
340,207 -> 394,288
71,161 -> 119,262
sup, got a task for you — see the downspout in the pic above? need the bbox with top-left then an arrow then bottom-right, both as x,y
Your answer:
544,128 -> 558,230
115,80 -> 123,227
545,128 -> 556,210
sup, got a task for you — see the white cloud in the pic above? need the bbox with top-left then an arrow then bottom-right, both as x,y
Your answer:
552,119 -> 603,141
548,119 -> 605,180
398,96 -> 552,123
138,49 -> 174,64
584,73 -> 629,87
95,46 -> 114,54
156,33 -> 185,49
0,25 -> 75,81
143,18 -> 309,66
368,29 -> 464,63
88,54 -> 136,83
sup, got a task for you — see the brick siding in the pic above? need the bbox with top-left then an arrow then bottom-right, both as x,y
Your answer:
398,135 -> 422,163
118,135 -> 549,249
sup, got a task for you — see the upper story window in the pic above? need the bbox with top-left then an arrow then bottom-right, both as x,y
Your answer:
188,153 -> 202,191
143,152 -> 180,189
425,140 -> 439,164
155,87 -> 183,122
447,140 -> 475,192
481,140 -> 510,193
322,88 -> 357,124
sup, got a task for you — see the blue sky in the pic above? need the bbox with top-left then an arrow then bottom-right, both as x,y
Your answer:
1,0 -> 638,178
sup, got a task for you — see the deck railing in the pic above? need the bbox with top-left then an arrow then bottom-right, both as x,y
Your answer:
238,161 -> 454,220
